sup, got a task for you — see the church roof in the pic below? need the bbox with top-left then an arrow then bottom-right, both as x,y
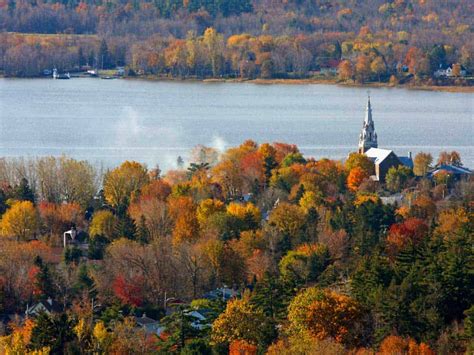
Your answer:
365,148 -> 393,164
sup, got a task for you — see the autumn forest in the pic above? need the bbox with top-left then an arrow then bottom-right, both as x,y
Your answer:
0,142 -> 472,354
0,0 -> 473,86
1,0 -> 473,354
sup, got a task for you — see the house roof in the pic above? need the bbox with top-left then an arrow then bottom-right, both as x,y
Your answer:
27,299 -> 62,316
429,164 -> 472,176
365,148 -> 394,164
398,156 -> 414,169
187,310 -> 207,321
135,314 -> 158,326
204,287 -> 239,301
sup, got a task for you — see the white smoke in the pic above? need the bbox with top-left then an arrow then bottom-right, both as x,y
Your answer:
211,135 -> 227,154
115,106 -> 183,147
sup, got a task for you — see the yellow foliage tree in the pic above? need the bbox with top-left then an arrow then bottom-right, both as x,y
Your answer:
0,319 -> 50,354
227,202 -> 261,223
197,199 -> 225,227
93,321 -> 112,353
89,210 -> 117,241
268,202 -> 306,239
0,200 -> 39,241
103,161 -> 149,208
435,208 -> 469,238
299,190 -> 320,212
354,193 -> 380,206
211,295 -> 273,346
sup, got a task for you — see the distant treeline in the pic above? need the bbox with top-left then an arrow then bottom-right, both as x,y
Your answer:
0,0 -> 473,84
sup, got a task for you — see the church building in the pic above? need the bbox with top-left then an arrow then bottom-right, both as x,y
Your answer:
357,96 -> 413,182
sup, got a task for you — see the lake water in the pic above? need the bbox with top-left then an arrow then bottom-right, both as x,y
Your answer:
1,78 -> 473,170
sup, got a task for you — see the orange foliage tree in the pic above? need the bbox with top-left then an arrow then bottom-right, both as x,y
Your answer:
378,335 -> 434,355
338,59 -> 353,81
169,196 -> 200,244
288,287 -> 364,346
347,167 -> 370,191
229,339 -> 258,355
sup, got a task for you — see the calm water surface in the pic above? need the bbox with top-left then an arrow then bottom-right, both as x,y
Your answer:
1,78 -> 473,169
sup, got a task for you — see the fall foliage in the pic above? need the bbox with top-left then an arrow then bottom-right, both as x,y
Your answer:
0,141 -> 472,354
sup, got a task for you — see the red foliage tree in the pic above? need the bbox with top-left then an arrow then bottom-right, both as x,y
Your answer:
112,275 -> 144,307
386,218 -> 428,256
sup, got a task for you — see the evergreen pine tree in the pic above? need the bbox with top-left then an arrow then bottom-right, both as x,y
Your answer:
13,177 -> 35,203
158,306 -> 202,353
136,215 -> 150,244
114,206 -> 136,240
293,184 -> 305,203
251,273 -> 296,322
98,39 -> 110,69
30,313 -> 75,354
34,256 -> 55,300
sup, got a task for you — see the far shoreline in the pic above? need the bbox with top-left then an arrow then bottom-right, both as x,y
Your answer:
130,75 -> 474,93
2,74 -> 473,93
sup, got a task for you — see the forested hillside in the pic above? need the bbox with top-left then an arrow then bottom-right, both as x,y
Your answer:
0,0 -> 473,84
0,144 -> 473,354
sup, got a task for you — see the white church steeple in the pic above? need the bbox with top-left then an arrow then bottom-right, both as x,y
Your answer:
358,95 -> 378,153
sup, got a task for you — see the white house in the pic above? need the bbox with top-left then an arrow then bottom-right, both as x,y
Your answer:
26,298 -> 61,317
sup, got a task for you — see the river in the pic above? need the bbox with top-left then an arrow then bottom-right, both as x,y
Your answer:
1,78 -> 473,170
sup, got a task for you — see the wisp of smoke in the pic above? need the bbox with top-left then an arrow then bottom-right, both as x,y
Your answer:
211,135 -> 227,154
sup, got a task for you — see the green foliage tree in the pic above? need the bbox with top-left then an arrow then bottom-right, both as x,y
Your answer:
385,165 -> 413,192
30,313 -> 76,354
282,153 -> 306,167
251,273 -> 294,322
33,256 -> 55,300
158,306 -> 203,353
63,246 -> 82,265
13,177 -> 35,203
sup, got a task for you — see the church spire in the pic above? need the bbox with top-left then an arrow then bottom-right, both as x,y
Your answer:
358,95 -> 378,154
364,95 -> 373,125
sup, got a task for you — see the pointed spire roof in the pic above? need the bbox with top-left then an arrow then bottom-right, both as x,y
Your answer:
358,94 -> 377,154
364,95 -> 373,125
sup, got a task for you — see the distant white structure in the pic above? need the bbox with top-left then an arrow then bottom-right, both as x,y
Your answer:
63,227 -> 77,248
434,64 -> 467,78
